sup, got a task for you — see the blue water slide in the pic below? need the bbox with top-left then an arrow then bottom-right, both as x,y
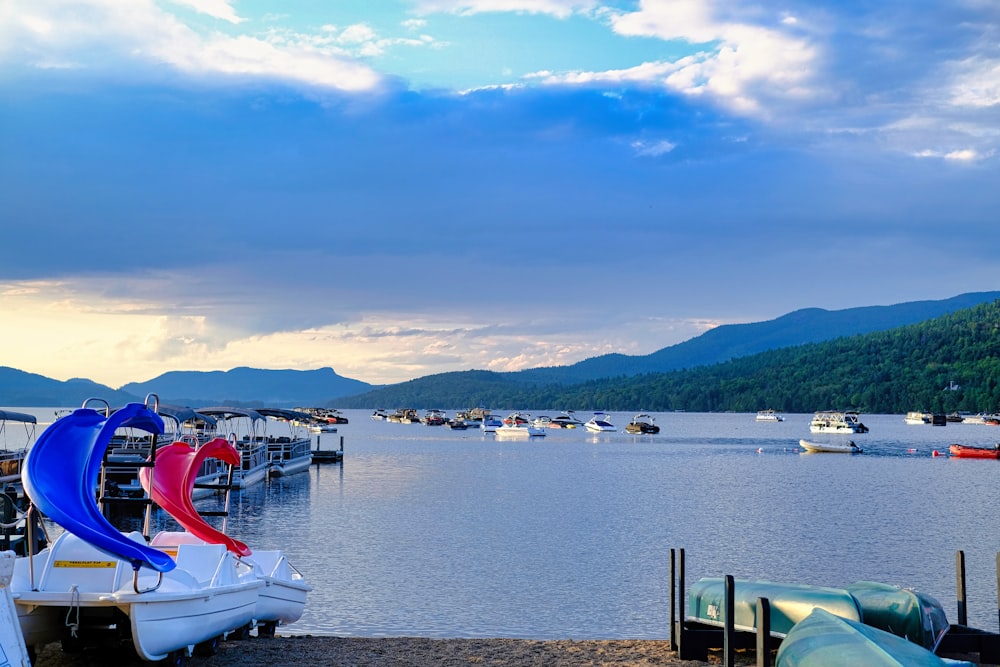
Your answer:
22,402 -> 176,573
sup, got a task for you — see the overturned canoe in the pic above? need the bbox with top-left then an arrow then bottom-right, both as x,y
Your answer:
776,608 -> 973,667
687,578 -> 863,637
846,581 -> 950,651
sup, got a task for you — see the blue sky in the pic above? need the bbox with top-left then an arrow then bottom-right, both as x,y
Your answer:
1,0 -> 998,388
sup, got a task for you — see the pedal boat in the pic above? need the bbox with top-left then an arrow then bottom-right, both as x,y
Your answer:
10,400 -> 262,662
141,438 -> 311,636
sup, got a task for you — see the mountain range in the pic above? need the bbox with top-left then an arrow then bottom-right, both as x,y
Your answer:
1,291 -> 997,408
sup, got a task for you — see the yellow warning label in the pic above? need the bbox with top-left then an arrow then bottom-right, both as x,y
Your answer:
53,560 -> 117,568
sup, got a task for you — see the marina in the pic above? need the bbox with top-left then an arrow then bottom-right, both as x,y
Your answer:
5,407 -> 1000,658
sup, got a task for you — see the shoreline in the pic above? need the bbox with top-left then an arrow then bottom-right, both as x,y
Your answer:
33,635 -> 751,666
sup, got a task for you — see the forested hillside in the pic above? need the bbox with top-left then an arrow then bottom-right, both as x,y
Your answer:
337,300 -> 1000,413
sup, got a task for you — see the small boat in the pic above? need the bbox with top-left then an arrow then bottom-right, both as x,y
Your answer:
585,412 -> 616,432
809,410 -> 869,434
755,409 -> 784,422
845,581 -> 949,651
12,399 -> 262,662
141,438 -> 311,638
254,407 -> 316,478
447,419 -> 469,430
905,411 -> 931,425
776,608 -> 973,667
195,407 -> 271,488
480,414 -> 504,433
421,409 -> 447,426
0,408 -> 35,487
688,577 -> 863,638
800,438 -> 863,454
625,414 -> 659,434
370,409 -> 389,421
547,412 -> 584,428
948,443 -> 1000,459
495,414 -> 545,438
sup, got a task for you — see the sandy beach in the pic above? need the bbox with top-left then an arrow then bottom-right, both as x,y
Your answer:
32,635 -> 753,666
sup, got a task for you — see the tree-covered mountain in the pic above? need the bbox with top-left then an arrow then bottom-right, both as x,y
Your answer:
337,299 -> 1000,414
0,367 -> 140,407
493,291 -> 1000,384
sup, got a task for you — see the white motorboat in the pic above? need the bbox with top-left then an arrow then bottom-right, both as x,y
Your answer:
495,415 -> 545,437
755,409 -> 784,422
11,399 -> 262,662
547,412 -> 585,429
809,411 -> 869,434
141,438 -> 311,638
904,411 -> 931,425
585,412 -> 616,432
799,438 -> 863,454
480,414 -> 504,433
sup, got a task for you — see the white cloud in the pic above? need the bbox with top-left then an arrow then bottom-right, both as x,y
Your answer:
0,0 -> 383,92
167,0 -> 245,24
412,0 -> 597,19
946,56 -> 1000,108
631,139 -> 676,157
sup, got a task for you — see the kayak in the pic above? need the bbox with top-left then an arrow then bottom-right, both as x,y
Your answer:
776,608 -> 973,667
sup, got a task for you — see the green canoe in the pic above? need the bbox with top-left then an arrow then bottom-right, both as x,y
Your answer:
687,578 -> 863,637
846,581 -> 950,651
776,608 -> 973,667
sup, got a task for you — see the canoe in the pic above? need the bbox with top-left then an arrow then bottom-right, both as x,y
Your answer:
775,607 -> 973,667
845,581 -> 950,651
687,578 -> 863,637
948,444 -> 999,459
799,438 -> 862,454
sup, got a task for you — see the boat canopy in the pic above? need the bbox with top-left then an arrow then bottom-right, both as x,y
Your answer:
157,404 -> 217,428
0,409 -> 36,424
195,407 -> 265,422
253,407 -> 315,423
22,402 -> 176,573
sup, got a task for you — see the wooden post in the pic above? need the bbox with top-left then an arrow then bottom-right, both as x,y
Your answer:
957,550 -> 968,626
757,597 -> 772,667
677,548 -> 687,658
670,549 -> 677,651
724,575 -> 735,667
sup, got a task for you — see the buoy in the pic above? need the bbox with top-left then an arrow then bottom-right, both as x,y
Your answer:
756,447 -> 763,453
932,450 -> 941,457
907,448 -> 916,453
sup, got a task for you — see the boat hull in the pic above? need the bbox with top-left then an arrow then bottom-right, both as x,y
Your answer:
948,444 -> 1000,459
687,578 -> 863,638
799,439 -> 862,454
776,608 -> 971,667
846,581 -> 949,651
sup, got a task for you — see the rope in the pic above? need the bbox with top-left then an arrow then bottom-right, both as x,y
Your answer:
65,585 -> 81,638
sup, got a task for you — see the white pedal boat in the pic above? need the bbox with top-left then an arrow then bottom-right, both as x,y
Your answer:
11,399 -> 263,661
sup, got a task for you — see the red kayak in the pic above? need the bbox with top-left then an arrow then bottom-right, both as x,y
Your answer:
949,444 -> 1000,459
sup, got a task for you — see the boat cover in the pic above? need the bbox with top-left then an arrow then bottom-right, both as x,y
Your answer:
776,608 -> 972,667
0,409 -> 36,424
140,438 -> 252,557
21,403 -> 176,573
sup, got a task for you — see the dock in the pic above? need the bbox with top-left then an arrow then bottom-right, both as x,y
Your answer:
312,433 -> 344,463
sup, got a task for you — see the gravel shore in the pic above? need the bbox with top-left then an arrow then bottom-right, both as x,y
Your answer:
33,635 -> 752,666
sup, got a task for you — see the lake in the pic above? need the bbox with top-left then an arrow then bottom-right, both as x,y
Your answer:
7,408 -> 1000,640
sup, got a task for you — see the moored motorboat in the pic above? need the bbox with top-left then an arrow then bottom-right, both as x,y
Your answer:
755,409 -> 784,422
799,438 -> 863,454
253,407 -> 315,478
625,414 -> 659,434
480,414 -> 504,433
547,412 -> 584,428
776,608 -> 972,667
810,410 -> 869,434
948,443 -> 1000,459
11,399 -> 262,662
585,412 -> 616,432
495,415 -> 545,438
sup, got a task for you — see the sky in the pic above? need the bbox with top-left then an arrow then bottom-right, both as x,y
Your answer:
1,0 -> 999,389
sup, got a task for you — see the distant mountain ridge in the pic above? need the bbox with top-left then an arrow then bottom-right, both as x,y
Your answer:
512,291 -> 1000,383
1,291 -> 997,408
120,367 -> 374,407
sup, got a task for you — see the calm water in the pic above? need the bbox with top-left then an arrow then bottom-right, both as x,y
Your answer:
8,408 -> 1000,639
